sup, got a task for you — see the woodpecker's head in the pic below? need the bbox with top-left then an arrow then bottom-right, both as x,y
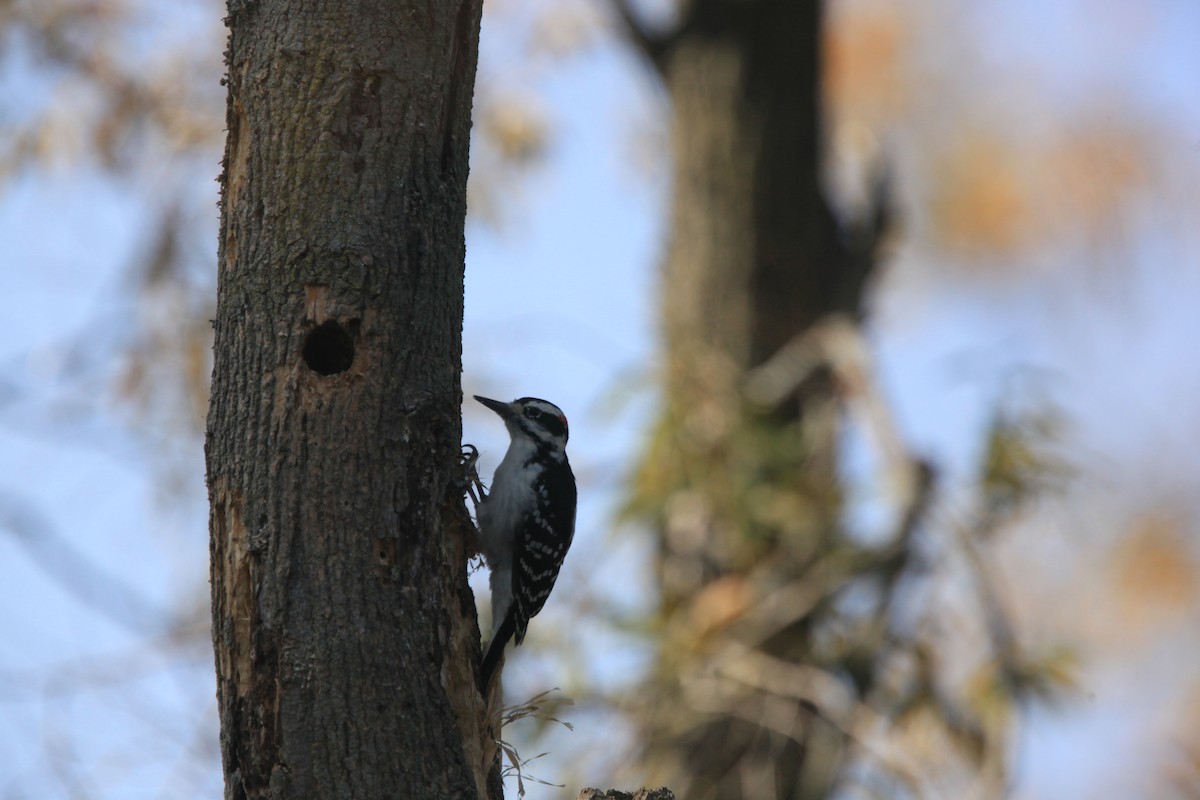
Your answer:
475,395 -> 569,455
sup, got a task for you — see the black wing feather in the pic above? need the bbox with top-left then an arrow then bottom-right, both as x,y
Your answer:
510,460 -> 577,645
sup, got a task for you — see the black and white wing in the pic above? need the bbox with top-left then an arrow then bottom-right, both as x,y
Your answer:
510,461 -> 577,645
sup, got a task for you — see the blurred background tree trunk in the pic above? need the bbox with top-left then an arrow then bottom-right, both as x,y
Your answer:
622,1 -> 898,797
206,1 -> 498,798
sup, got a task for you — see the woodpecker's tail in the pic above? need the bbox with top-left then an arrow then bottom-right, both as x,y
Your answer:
480,613 -> 516,692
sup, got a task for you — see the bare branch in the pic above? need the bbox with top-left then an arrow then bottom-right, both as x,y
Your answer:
683,651 -> 927,794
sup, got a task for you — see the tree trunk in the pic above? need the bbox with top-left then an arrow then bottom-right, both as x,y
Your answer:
206,2 -> 495,798
653,0 -> 854,592
624,0 -> 884,797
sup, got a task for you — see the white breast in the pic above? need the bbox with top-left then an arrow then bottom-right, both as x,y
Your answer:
478,436 -> 541,633
479,436 -> 541,561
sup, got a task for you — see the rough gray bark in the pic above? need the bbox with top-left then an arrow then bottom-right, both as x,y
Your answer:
206,1 -> 496,798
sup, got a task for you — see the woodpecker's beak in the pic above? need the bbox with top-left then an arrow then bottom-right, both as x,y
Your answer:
474,395 -> 514,419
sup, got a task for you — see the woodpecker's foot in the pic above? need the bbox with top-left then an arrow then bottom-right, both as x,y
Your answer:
459,444 -> 487,510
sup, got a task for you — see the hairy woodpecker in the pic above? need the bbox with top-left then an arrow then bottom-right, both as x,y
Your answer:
474,395 -> 577,690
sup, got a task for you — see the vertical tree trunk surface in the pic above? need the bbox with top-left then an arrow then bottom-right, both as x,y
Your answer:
207,1 -> 493,797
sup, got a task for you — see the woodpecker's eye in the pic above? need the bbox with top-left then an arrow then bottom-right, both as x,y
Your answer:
525,406 -> 543,420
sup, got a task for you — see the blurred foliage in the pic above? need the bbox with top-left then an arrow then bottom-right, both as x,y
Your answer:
928,127 -> 1151,260
626,403 -> 839,593
0,2 -> 226,795
0,0 -> 221,174
979,406 -> 1070,525
626,316 -> 1076,797
1,0 -> 222,460
1111,514 -> 1199,628
467,0 -> 600,225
